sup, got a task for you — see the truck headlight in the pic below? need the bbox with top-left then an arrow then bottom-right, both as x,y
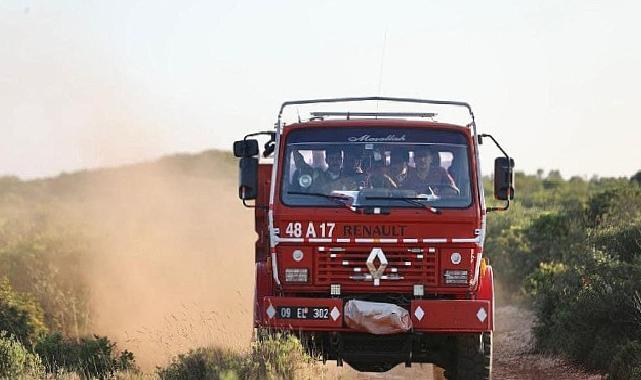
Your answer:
285,268 -> 308,283
444,270 -> 468,285
292,249 -> 304,262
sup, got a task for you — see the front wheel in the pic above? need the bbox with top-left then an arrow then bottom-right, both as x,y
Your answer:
444,332 -> 492,380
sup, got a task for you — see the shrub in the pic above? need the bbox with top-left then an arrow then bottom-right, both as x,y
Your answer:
0,331 -> 44,379
592,220 -> 641,263
0,278 -> 47,347
157,346 -> 246,380
528,260 -> 641,370
0,220 -> 91,336
608,341 -> 641,380
247,333 -> 313,379
158,333 -> 315,380
35,332 -> 137,379
522,183 -> 641,375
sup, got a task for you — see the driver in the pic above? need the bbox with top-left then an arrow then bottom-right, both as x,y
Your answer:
402,147 -> 458,195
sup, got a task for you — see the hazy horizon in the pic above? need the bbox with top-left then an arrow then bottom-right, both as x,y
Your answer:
2,1 -> 640,179
0,147 -> 628,183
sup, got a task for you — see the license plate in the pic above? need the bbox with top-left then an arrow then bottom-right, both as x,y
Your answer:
277,306 -> 330,320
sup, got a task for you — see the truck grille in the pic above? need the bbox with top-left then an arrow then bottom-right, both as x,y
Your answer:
315,246 -> 437,288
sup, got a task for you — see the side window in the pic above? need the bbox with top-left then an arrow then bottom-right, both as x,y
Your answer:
448,148 -> 471,197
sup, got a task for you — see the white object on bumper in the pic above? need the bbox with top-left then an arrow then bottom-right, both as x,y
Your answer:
343,300 -> 413,335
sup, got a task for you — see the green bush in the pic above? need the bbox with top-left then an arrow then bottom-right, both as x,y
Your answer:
158,333 -> 314,380
157,347 -> 246,380
608,341 -> 641,380
247,333 -> 313,379
523,183 -> 641,374
35,332 -> 137,379
592,220 -> 641,263
0,331 -> 44,379
0,278 -> 47,347
0,219 -> 91,336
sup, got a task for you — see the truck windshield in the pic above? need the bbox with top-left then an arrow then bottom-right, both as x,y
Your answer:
281,127 -> 473,208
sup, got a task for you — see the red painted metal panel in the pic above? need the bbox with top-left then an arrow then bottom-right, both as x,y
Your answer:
255,163 -> 271,262
476,265 -> 495,330
254,262 -> 273,327
410,300 -> 492,332
259,297 -> 492,333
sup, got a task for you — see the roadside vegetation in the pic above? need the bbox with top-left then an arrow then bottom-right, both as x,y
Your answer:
0,150 -> 639,378
158,333 -> 318,380
0,150 -> 314,379
486,169 -> 641,378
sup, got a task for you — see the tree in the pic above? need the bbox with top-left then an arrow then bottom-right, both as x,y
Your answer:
0,279 -> 47,347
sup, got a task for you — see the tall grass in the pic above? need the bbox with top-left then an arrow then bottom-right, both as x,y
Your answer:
157,332 -> 321,380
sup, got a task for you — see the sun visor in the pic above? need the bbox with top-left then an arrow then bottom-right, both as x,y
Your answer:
344,300 -> 412,335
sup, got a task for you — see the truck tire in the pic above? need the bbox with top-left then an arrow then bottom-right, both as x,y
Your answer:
444,332 -> 492,380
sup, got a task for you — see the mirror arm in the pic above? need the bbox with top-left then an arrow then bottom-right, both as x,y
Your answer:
487,198 -> 510,212
242,199 -> 269,210
243,131 -> 276,158
480,134 -> 509,158
481,133 -> 513,213
244,130 -> 273,141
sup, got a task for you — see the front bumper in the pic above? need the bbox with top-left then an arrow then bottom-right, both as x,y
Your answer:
259,296 -> 492,333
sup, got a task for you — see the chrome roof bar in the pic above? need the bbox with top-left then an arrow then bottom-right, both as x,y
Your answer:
309,111 -> 437,119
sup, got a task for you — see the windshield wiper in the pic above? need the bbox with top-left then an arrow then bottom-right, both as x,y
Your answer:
287,191 -> 359,212
364,196 -> 442,214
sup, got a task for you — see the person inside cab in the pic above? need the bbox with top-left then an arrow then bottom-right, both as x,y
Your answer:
365,150 -> 397,189
342,145 -> 366,188
388,149 -> 409,188
291,146 -> 357,193
402,147 -> 459,196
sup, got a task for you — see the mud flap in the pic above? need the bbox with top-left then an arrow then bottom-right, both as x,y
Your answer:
344,300 -> 412,334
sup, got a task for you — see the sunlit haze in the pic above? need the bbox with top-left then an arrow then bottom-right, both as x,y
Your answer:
2,1 -> 640,179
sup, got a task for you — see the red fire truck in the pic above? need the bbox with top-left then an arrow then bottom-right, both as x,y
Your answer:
233,97 -> 513,379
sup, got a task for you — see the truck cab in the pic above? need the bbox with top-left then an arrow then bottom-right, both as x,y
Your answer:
233,97 -> 513,379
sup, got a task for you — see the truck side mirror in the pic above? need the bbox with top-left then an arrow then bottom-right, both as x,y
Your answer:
239,157 -> 259,200
494,157 -> 515,200
233,139 -> 259,157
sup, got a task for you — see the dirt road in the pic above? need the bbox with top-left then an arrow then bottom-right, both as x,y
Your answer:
492,306 -> 602,380
324,305 -> 603,379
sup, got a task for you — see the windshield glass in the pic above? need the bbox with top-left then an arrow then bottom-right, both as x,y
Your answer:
281,127 -> 473,208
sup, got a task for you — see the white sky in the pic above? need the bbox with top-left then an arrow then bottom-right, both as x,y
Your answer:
1,0 -> 640,179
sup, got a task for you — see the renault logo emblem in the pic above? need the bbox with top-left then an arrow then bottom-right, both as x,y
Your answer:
366,247 -> 388,286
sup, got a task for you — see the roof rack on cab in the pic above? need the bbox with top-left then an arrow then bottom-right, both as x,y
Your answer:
309,111 -> 437,121
277,96 -> 476,131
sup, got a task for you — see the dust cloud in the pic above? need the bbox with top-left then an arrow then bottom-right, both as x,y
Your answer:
53,157 -> 255,369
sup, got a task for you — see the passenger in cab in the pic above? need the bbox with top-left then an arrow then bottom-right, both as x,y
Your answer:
365,150 -> 397,189
402,147 -> 459,195
389,149 -> 409,188
308,147 -> 359,193
342,145 -> 366,188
